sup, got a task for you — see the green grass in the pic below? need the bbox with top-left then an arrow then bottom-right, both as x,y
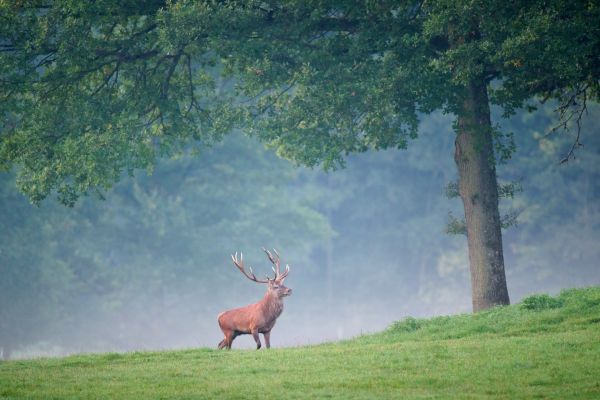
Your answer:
1,287 -> 600,399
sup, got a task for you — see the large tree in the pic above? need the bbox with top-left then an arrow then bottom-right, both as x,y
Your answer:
1,1 -> 598,311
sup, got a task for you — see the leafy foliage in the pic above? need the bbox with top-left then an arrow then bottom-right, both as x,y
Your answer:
1,0 -> 600,354
445,211 -> 467,236
1,1 -> 599,204
0,133 -> 330,355
1,102 -> 599,356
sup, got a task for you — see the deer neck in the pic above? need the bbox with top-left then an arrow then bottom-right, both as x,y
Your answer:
260,291 -> 284,320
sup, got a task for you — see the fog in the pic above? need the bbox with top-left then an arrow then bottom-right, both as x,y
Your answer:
2,107 -> 599,359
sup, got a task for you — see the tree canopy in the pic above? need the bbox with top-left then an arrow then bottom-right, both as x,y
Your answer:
2,0 -> 600,326
1,1 -> 598,205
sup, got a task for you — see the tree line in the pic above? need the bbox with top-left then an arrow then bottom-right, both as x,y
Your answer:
1,1 -> 599,357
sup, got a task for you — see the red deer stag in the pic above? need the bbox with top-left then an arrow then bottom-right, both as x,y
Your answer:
217,248 -> 292,350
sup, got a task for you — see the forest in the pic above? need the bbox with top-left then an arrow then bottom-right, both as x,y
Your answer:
1,1 -> 599,359
1,103 -> 598,358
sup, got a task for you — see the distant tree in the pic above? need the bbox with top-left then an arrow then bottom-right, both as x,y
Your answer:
497,103 -> 600,297
0,133 -> 330,357
0,173 -> 75,359
1,1 -> 598,311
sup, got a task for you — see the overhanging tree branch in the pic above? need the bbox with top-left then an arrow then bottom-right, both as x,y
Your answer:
546,84 -> 590,164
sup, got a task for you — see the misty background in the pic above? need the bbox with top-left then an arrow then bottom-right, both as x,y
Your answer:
1,102 -> 599,358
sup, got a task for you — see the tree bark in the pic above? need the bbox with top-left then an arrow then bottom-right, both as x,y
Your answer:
454,81 -> 510,312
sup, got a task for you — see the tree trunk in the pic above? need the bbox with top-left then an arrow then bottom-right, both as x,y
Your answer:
454,81 -> 510,312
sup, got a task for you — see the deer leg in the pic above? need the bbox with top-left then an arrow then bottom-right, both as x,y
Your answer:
264,331 -> 271,349
228,331 -> 240,349
219,330 -> 235,350
251,330 -> 262,350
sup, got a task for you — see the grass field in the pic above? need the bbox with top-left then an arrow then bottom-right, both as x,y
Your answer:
1,287 -> 599,399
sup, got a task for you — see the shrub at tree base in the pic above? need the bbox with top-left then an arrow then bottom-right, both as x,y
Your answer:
520,294 -> 565,311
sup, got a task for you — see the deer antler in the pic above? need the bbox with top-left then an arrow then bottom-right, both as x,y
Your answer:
263,247 -> 290,281
262,248 -> 280,275
231,252 -> 270,284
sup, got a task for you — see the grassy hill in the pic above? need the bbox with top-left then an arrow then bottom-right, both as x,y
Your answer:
1,287 -> 599,399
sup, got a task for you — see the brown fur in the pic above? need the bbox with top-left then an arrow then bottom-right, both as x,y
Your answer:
217,280 -> 291,350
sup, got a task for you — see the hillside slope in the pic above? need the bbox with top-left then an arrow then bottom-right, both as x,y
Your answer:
1,287 -> 599,399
